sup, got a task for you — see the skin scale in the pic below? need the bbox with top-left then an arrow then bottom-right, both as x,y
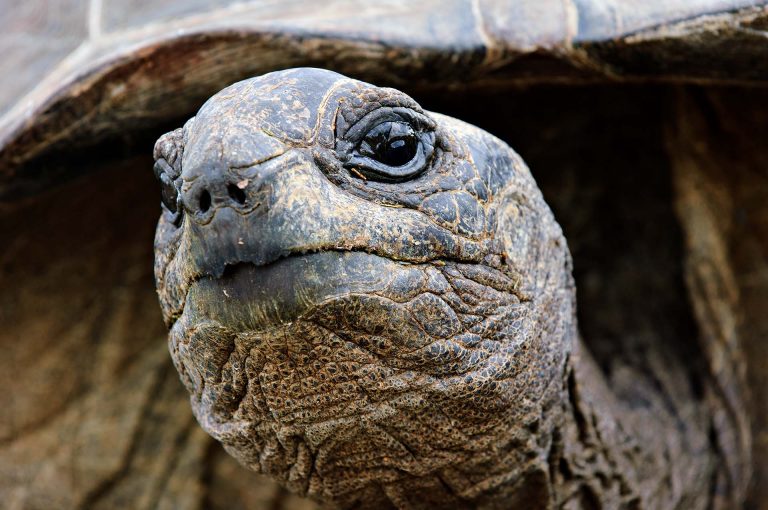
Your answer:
152,68 -> 749,509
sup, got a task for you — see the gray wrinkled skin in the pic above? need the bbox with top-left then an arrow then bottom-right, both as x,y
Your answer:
153,68 -> 574,508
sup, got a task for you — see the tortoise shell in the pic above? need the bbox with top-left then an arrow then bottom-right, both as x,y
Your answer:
2,0 -> 767,196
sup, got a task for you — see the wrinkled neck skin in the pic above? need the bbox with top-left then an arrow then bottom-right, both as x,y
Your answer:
152,69 -> 749,509
169,253 -> 572,509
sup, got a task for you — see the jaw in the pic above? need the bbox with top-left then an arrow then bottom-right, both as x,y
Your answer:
182,250 -> 433,332
166,248 -> 566,504
169,249 -> 455,434
168,250 -> 473,494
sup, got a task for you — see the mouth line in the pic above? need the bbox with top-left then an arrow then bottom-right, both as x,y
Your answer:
217,246 -> 390,280
192,239 -> 485,288
170,248 -> 434,331
168,244 -> 510,331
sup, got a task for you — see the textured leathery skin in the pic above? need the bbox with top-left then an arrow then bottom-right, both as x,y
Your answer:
153,68 -> 573,508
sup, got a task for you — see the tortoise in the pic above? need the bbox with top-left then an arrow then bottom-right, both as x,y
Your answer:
2,1 -> 768,509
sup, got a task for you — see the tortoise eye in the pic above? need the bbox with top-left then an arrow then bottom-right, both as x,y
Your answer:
154,159 -> 181,223
336,107 -> 436,182
159,172 -> 178,213
360,122 -> 419,168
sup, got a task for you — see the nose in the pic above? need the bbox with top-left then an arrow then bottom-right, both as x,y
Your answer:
181,171 -> 250,216
178,128 -> 291,219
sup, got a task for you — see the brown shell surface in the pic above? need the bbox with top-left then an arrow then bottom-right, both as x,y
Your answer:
1,0 -> 768,197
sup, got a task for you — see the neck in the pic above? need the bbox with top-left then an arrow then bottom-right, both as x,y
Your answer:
551,338 -> 749,509
363,335 -> 750,510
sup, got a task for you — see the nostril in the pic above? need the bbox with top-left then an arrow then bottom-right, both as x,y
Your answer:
227,183 -> 247,205
199,190 -> 212,213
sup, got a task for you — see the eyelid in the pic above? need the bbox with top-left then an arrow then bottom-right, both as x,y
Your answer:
361,121 -> 413,150
344,107 -> 433,142
154,158 -> 176,180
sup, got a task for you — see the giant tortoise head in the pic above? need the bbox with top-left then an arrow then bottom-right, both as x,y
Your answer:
153,67 -> 574,506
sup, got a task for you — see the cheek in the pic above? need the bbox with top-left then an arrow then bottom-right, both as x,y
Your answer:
305,288 -> 549,414
420,190 -> 488,239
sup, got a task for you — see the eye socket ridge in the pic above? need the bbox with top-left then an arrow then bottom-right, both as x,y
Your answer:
336,106 -> 436,182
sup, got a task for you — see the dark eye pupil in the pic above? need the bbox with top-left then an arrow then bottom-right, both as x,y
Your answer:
361,121 -> 419,168
376,135 -> 417,167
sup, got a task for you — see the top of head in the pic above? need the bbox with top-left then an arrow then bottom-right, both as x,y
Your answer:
152,67 -> 575,504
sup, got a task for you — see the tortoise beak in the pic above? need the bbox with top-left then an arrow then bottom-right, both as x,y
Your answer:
183,250 -> 415,331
